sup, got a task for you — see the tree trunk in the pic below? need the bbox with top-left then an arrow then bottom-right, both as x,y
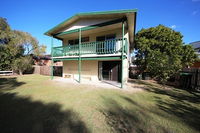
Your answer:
19,70 -> 23,75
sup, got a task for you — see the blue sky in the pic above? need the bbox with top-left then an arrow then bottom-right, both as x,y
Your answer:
0,0 -> 200,54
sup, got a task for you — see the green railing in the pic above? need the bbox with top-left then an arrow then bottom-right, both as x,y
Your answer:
52,38 -> 128,57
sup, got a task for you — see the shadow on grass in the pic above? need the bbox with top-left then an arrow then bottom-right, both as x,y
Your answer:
147,87 -> 200,132
129,79 -> 200,132
129,79 -> 200,103
100,79 -> 200,133
0,77 -> 25,90
0,77 -> 90,133
100,96 -> 169,133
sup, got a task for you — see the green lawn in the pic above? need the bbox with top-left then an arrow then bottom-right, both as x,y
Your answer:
0,74 -> 199,133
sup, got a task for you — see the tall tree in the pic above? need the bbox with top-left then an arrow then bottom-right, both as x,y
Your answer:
0,17 -> 22,70
0,17 -> 46,73
135,25 -> 197,83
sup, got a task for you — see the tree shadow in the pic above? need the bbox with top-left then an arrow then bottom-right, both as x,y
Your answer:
128,79 -> 160,88
132,80 -> 200,132
154,96 -> 200,130
99,96 -> 169,133
0,77 -> 90,133
129,79 -> 200,104
0,77 -> 25,90
100,78 -> 200,133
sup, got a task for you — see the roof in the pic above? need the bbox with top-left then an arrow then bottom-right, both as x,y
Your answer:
190,41 -> 200,49
44,9 -> 137,36
33,55 -> 51,60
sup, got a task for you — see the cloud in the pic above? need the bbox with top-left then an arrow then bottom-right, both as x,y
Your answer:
170,25 -> 177,29
192,0 -> 200,2
192,10 -> 198,15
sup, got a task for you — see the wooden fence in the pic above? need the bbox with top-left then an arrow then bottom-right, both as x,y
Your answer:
180,68 -> 200,90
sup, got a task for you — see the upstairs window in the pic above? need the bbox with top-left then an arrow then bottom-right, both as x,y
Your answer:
68,37 -> 89,45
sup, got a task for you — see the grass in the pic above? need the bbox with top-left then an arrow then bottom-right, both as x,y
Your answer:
0,74 -> 200,133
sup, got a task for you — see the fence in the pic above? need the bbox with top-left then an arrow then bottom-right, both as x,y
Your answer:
180,68 -> 200,90
33,66 -> 62,77
0,71 -> 13,76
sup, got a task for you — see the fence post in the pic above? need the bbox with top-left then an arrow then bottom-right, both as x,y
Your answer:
195,69 -> 198,90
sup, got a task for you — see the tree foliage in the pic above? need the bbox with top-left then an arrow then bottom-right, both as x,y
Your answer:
0,17 -> 46,73
12,56 -> 33,75
135,25 -> 197,83
0,18 -> 20,70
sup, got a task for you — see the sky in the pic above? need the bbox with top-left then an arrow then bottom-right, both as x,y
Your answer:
0,0 -> 200,54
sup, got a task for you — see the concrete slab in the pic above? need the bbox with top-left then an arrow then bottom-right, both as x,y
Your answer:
52,77 -> 144,92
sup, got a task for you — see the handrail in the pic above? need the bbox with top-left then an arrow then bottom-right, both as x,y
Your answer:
52,38 -> 127,57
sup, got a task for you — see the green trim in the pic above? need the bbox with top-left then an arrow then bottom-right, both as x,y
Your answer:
44,9 -> 137,36
53,56 -> 121,61
55,18 -> 126,37
82,56 -> 121,60
78,29 -> 82,83
77,9 -> 137,16
121,21 -> 125,88
54,58 -> 79,61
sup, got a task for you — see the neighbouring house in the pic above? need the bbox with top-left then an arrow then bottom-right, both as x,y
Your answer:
44,9 -> 137,88
33,55 -> 63,66
190,41 -> 200,68
32,55 -> 63,76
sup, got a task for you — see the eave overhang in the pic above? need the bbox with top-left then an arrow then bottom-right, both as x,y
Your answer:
44,9 -> 137,37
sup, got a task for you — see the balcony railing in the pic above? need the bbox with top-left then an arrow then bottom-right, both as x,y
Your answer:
52,38 -> 128,57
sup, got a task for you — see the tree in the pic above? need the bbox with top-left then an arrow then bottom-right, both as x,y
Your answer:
0,17 -> 46,73
12,56 -> 33,75
34,44 -> 47,56
12,30 -> 46,56
181,45 -> 197,67
0,18 -> 22,70
9,30 -> 46,74
10,31 -> 47,74
135,25 -> 197,83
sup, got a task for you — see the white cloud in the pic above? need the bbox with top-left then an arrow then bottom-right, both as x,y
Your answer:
192,10 -> 198,15
192,0 -> 200,1
170,25 -> 177,29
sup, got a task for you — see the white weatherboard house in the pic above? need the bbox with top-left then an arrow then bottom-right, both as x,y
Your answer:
45,9 -> 137,88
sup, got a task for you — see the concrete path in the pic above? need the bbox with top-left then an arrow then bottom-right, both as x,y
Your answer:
52,77 -> 144,92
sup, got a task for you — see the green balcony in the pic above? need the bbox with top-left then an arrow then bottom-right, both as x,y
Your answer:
52,38 -> 128,57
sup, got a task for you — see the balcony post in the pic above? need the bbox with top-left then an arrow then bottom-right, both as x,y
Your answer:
121,20 -> 125,88
78,28 -> 81,83
51,36 -> 54,80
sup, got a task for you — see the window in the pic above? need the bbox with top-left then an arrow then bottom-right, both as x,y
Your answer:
105,34 -> 116,40
82,37 -> 89,42
68,37 -> 89,45
96,34 -> 116,41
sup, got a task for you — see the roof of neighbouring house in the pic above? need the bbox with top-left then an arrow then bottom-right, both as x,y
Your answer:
190,41 -> 200,49
33,55 -> 51,60
44,9 -> 137,36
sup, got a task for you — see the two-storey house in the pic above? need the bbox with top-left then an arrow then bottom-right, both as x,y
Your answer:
44,9 -> 137,88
